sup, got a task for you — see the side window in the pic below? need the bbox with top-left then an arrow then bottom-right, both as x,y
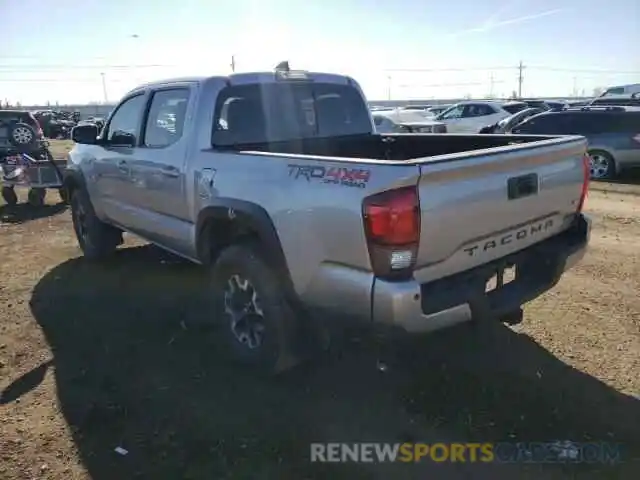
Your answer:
463,104 -> 496,117
143,88 -> 191,148
105,95 -> 146,143
440,105 -> 464,120
513,114 -> 565,134
563,114 -> 604,135
603,87 -> 624,96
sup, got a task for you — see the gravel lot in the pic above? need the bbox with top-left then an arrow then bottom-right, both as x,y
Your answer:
0,146 -> 639,479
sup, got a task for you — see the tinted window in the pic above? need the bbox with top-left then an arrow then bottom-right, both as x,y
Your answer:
106,95 -> 146,142
502,103 -> 528,115
212,82 -> 372,146
439,105 -> 464,120
600,112 -> 640,133
512,113 -> 571,134
603,87 -> 625,96
464,104 -> 495,117
143,88 -> 190,148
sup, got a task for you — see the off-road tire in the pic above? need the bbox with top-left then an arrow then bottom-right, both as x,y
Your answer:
210,242 -> 302,375
70,188 -> 122,260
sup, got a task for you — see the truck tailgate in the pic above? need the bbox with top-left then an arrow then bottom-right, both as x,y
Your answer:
413,136 -> 587,284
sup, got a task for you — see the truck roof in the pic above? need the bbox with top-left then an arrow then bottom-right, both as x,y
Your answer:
126,71 -> 354,96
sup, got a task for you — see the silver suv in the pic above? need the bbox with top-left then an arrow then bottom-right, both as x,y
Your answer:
511,106 -> 640,179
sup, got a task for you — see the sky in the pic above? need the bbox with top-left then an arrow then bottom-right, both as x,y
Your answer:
1,0 -> 639,105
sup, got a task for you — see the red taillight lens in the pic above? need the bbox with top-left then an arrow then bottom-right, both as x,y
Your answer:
363,186 -> 420,279
577,153 -> 590,213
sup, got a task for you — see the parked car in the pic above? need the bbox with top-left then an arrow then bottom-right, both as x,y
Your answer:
599,83 -> 640,97
425,104 -> 451,117
433,101 -> 524,133
65,66 -> 590,374
403,104 -> 432,111
511,105 -> 640,179
373,111 -> 447,133
589,94 -> 640,108
479,107 -> 545,134
32,110 -> 76,139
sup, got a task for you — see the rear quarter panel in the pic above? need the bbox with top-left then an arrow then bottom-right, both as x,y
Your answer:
189,151 -> 421,299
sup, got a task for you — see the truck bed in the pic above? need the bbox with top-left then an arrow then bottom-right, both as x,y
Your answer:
219,133 -> 554,162
208,132 -> 587,294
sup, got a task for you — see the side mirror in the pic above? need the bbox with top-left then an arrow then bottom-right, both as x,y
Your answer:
109,130 -> 136,147
71,124 -> 99,144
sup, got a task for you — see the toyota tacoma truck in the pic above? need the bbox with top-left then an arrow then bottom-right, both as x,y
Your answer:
64,64 -> 591,373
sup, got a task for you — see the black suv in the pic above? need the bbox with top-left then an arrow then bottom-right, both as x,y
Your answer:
511,106 -> 640,179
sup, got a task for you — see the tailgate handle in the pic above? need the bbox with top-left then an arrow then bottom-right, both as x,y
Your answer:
508,173 -> 538,200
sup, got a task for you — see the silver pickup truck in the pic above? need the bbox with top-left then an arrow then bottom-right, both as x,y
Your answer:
65,65 -> 591,373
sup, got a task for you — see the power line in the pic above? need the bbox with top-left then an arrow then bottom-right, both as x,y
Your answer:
0,63 -> 175,71
529,66 -> 640,74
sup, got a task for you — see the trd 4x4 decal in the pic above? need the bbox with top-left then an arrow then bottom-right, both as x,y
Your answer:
287,164 -> 371,189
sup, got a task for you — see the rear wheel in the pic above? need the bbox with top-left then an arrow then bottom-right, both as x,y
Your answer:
1,186 -> 18,206
588,150 -> 616,180
210,242 -> 302,375
70,188 -> 122,260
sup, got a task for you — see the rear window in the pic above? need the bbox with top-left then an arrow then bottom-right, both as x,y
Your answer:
211,82 -> 372,146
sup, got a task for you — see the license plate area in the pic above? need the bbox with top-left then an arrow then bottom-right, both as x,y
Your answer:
485,264 -> 517,293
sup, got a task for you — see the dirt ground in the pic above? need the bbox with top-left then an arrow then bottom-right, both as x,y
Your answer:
1,164 -> 639,478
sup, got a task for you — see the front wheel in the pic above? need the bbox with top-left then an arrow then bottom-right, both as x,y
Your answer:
70,188 -> 122,260
210,243 -> 302,375
588,150 -> 616,180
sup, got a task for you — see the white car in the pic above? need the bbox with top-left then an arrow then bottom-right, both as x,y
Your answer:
373,111 -> 446,134
433,101 -> 527,133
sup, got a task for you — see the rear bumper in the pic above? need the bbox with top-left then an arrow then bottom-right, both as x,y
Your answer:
371,214 -> 591,333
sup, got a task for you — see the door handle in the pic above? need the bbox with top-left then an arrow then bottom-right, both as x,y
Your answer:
161,166 -> 180,178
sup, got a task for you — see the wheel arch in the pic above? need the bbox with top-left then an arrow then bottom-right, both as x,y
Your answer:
196,199 -> 296,298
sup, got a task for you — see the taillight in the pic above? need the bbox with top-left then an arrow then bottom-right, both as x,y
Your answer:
362,186 -> 420,280
577,153 -> 590,213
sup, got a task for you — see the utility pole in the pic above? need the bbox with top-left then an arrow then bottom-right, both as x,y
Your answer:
572,76 -> 578,97
100,72 -> 108,104
387,75 -> 392,100
230,55 -> 236,73
517,61 -> 524,98
489,73 -> 495,98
